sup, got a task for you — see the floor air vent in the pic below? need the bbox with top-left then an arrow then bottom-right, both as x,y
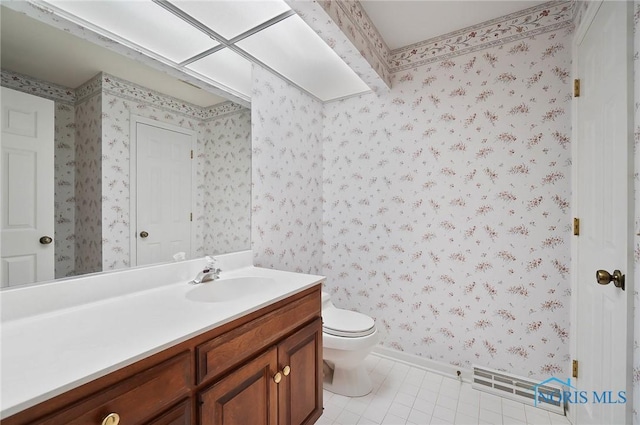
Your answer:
472,365 -> 565,415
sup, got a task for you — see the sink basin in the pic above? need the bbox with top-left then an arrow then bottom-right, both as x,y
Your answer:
185,277 -> 274,303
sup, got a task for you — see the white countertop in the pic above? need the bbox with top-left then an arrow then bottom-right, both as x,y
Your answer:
0,255 -> 324,419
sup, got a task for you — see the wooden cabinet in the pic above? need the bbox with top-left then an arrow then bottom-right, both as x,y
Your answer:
276,319 -> 323,425
3,285 -> 322,425
199,348 -> 279,425
146,400 -> 191,425
199,318 -> 323,425
21,352 -> 191,425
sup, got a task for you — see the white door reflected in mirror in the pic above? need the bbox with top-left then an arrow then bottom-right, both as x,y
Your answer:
1,87 -> 55,287
135,120 -> 194,266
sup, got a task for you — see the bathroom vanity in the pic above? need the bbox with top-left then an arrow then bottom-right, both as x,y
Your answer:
0,253 -> 324,425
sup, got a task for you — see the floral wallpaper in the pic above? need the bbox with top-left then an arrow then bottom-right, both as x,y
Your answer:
202,111 -> 252,255
251,65 -> 323,274
100,74 -> 203,270
100,73 -> 251,269
54,103 -> 76,278
321,28 -> 572,380
74,80 -> 102,275
1,69 -> 250,276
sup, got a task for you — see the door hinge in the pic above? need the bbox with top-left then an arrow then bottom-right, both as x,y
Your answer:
573,217 -> 580,236
191,150 -> 194,159
574,79 -> 580,97
572,359 -> 579,378
190,213 -> 193,222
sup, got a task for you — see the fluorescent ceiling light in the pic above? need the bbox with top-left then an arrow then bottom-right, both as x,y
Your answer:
169,0 -> 291,40
237,15 -> 370,101
186,48 -> 253,98
44,0 -> 218,63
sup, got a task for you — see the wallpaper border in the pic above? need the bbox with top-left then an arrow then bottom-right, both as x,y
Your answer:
1,68 -> 75,105
316,0 -> 393,88
1,69 -> 246,120
317,1 -> 573,76
388,1 -> 573,72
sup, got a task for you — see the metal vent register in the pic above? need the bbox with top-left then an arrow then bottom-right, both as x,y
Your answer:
472,366 -> 565,415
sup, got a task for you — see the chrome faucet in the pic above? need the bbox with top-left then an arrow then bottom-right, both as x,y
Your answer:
189,256 -> 221,285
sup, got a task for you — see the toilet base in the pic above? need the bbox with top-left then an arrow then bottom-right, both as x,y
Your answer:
322,360 -> 373,397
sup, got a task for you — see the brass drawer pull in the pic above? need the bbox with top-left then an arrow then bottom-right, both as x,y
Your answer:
273,372 -> 282,384
282,365 -> 291,376
101,413 -> 120,425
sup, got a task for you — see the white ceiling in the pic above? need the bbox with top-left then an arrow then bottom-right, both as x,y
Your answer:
0,6 -> 228,107
38,0 -> 370,102
1,1 -> 549,106
360,0 -> 548,50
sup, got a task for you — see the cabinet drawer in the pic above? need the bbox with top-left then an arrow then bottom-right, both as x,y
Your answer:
145,399 -> 191,425
196,290 -> 320,384
38,352 -> 191,425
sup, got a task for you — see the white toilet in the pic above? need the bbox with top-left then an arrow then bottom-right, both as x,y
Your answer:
321,291 -> 379,397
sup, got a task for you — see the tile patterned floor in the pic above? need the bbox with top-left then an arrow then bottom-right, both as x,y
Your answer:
317,354 -> 572,425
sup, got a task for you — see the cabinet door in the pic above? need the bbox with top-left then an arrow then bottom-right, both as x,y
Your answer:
277,318 -> 323,425
199,348 -> 278,425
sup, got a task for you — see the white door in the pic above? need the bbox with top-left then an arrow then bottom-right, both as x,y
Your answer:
135,121 -> 192,266
1,87 -> 55,287
575,1 -> 633,424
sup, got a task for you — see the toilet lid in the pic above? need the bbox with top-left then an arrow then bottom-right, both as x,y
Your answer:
323,309 -> 376,338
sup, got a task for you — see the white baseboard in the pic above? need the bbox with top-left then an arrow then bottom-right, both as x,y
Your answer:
371,345 -> 473,383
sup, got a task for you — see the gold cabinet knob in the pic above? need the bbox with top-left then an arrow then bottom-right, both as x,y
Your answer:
282,365 -> 291,376
101,413 -> 120,425
273,372 -> 282,384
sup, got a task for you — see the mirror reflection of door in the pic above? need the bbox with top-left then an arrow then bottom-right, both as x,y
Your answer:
134,119 -> 194,266
1,87 -> 55,287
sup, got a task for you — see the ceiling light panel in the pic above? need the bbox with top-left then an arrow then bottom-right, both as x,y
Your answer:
44,0 -> 218,63
236,15 -> 370,101
169,0 -> 291,40
186,48 -> 253,98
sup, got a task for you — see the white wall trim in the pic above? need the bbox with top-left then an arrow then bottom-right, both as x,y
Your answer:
129,115 -> 197,267
573,1 -> 603,46
372,345 -> 472,383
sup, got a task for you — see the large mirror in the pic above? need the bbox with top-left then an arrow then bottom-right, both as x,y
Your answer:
0,5 -> 252,287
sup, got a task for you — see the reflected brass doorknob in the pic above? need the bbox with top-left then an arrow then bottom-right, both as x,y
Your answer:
139,231 -> 149,238
596,269 -> 625,291
39,236 -> 53,245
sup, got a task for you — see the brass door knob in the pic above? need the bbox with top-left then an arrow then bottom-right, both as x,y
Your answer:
596,269 -> 625,291
273,372 -> 282,384
139,231 -> 149,238
282,365 -> 291,376
101,413 -> 120,425
39,236 -> 53,245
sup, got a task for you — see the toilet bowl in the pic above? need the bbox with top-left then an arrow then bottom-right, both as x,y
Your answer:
321,291 -> 379,397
